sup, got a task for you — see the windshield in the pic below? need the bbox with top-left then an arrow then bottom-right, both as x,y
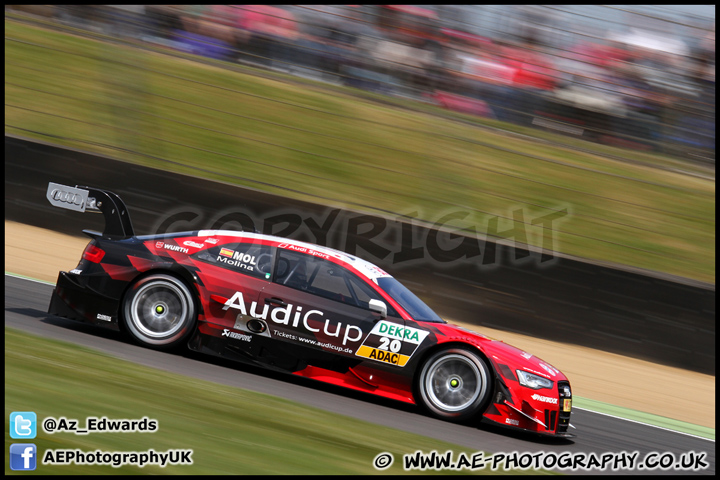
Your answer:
377,277 -> 444,323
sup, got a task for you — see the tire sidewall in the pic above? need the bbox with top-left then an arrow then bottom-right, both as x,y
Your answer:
122,274 -> 196,348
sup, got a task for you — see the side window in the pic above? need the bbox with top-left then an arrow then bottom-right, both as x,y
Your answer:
275,249 -> 398,316
346,274 -> 400,318
274,249 -> 323,292
196,242 -> 274,280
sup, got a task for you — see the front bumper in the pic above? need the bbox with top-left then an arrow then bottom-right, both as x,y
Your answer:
483,378 -> 575,437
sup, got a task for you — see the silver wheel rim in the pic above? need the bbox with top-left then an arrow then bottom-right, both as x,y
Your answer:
129,280 -> 189,339
424,353 -> 486,412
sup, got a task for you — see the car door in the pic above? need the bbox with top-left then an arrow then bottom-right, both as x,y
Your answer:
256,247 -> 403,370
192,239 -> 275,337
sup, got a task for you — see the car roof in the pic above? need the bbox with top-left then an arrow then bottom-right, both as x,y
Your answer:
197,229 -> 392,283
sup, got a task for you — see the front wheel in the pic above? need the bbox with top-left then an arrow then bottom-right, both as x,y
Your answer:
122,274 -> 196,349
417,348 -> 491,421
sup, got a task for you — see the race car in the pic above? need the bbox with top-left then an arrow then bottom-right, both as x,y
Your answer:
46,182 -> 574,437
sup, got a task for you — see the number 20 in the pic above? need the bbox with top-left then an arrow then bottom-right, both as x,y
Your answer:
378,337 -> 401,352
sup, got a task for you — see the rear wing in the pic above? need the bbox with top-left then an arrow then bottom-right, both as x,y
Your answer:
46,182 -> 135,238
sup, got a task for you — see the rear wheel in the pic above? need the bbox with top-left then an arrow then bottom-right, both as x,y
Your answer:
417,348 -> 491,421
122,274 -> 196,349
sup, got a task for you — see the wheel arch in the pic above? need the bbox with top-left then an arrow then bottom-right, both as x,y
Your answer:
414,340 -> 496,381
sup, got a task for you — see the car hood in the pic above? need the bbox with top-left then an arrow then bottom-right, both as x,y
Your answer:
431,322 -> 568,383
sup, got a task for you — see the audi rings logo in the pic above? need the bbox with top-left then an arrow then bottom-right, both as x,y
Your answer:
46,182 -> 88,213
51,189 -> 83,205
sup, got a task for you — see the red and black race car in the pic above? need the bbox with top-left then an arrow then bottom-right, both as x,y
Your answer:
46,182 -> 574,437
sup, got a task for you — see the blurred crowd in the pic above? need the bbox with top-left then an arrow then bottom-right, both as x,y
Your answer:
9,5 -> 715,159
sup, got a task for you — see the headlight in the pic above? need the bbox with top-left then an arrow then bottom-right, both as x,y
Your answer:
516,370 -> 554,390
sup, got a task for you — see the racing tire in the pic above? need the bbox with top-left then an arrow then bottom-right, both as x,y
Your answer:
122,274 -> 196,349
417,348 -> 491,421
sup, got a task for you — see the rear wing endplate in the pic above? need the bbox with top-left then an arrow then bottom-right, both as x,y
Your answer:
46,182 -> 135,238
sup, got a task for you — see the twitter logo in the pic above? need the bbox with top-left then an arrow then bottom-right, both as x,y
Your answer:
10,412 -> 37,439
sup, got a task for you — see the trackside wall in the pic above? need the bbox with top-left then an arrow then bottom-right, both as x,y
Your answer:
5,135 -> 714,374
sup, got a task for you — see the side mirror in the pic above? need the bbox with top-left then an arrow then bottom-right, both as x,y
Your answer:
368,299 -> 387,319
